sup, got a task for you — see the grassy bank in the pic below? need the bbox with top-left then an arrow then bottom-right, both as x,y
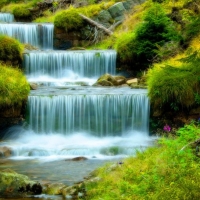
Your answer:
86,122 -> 200,199
0,65 -> 30,107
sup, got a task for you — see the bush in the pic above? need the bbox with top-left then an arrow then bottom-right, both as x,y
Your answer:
0,35 -> 24,65
13,5 -> 31,18
0,65 -> 30,107
133,3 -> 181,69
54,6 -> 83,30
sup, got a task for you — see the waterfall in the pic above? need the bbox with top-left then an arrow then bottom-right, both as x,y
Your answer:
27,91 -> 149,136
0,23 -> 53,49
24,50 -> 116,78
0,13 -> 14,22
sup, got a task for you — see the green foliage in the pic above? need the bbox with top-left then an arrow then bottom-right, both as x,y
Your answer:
147,50 -> 200,109
0,65 -> 30,107
13,5 -> 31,18
54,6 -> 83,30
54,2 -> 114,30
115,32 -> 137,63
86,123 -> 200,199
0,35 -> 24,64
133,3 -> 181,69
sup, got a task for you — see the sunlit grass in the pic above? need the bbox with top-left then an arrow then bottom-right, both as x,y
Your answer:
86,123 -> 200,200
0,65 -> 30,107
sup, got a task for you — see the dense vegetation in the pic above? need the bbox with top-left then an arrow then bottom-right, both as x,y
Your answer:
0,34 -> 24,65
0,35 -> 29,107
0,0 -> 200,198
0,65 -> 30,107
86,122 -> 200,199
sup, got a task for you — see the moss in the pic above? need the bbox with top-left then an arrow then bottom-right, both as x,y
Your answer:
54,6 -> 83,30
0,65 -> 30,107
13,5 -> 31,18
0,35 -> 24,65
54,2 -> 115,30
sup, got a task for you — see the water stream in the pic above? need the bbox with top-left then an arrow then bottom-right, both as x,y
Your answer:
0,12 -> 156,199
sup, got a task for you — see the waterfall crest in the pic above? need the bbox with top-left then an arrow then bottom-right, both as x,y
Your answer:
24,50 -> 116,78
0,23 -> 53,49
0,13 -> 14,22
27,92 -> 149,136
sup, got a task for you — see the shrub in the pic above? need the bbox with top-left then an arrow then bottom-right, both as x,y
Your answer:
0,35 -> 24,65
13,5 -> 31,18
133,3 -> 181,69
0,65 -> 30,107
54,6 -> 83,30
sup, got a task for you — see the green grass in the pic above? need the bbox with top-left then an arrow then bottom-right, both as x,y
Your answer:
147,49 -> 200,110
0,65 -> 30,107
86,122 -> 200,199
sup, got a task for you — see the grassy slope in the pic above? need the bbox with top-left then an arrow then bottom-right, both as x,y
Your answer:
86,123 -> 200,199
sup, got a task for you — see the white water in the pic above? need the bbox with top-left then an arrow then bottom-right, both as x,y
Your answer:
0,23 -> 53,49
0,18 -> 154,161
28,93 -> 149,135
24,50 -> 116,80
2,126 -> 154,160
0,13 -> 14,22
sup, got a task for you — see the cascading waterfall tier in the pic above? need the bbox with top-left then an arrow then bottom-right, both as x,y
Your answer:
27,88 -> 149,136
24,50 -> 116,78
0,23 -> 54,49
0,13 -> 14,22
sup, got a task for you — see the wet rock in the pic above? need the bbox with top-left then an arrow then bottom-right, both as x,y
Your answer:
126,78 -> 138,86
0,146 -> 13,158
114,75 -> 127,85
65,156 -> 88,161
30,83 -> 38,90
93,73 -> 118,86
94,74 -> 127,86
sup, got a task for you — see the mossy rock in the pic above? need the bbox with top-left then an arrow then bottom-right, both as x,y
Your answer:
113,75 -> 127,85
0,35 -> 24,65
43,183 -> 66,195
94,73 -> 119,86
0,169 -> 42,197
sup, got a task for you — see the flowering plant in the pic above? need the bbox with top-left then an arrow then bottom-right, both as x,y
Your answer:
163,124 -> 171,132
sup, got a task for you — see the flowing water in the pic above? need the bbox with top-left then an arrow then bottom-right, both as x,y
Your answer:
0,13 -> 14,23
0,23 -> 53,49
0,13 -> 156,199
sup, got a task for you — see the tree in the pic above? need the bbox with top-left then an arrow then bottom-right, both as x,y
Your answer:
134,3 -> 180,69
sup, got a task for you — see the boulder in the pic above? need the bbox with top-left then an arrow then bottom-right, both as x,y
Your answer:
93,73 -> 118,86
97,10 -> 112,27
0,146 -> 13,158
108,2 -> 126,21
114,76 -> 127,85
30,83 -> 38,90
0,169 -> 42,197
126,78 -> 138,85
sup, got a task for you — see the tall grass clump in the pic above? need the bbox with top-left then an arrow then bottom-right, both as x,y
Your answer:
0,35 -> 24,65
0,65 -> 30,107
147,46 -> 200,111
86,122 -> 200,199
